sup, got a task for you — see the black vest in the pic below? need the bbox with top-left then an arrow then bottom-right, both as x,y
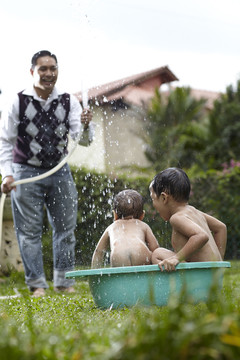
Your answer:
13,91 -> 70,168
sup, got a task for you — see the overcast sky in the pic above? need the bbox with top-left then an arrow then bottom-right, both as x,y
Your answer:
1,0 -> 240,107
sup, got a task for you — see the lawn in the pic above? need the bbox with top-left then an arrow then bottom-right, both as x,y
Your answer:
0,262 -> 240,359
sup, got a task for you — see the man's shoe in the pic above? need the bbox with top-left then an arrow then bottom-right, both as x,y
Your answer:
32,288 -> 45,297
54,286 -> 75,293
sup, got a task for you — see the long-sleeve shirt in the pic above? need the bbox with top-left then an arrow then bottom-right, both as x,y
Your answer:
0,86 -> 94,179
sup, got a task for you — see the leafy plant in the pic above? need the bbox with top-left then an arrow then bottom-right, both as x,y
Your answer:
204,81 -> 240,169
40,162 -> 240,278
191,166 -> 240,259
144,87 -> 207,171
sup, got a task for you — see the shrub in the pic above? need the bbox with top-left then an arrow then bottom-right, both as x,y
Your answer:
191,166 -> 240,259
42,164 -> 240,276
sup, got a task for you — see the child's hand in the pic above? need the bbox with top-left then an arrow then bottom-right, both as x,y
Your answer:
158,255 -> 179,272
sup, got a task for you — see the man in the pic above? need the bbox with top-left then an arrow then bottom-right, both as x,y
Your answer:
0,50 -> 94,297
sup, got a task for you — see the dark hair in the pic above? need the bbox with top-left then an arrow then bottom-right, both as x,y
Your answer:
151,167 -> 191,202
113,189 -> 144,219
31,50 -> 58,69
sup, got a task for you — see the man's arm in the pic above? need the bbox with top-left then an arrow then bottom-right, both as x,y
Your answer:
0,97 -> 19,189
69,95 -> 94,146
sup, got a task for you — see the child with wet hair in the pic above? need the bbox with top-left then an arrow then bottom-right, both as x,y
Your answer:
149,168 -> 227,271
91,189 -> 159,268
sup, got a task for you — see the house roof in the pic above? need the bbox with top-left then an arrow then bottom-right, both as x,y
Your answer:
161,88 -> 221,110
189,88 -> 221,109
75,66 -> 178,106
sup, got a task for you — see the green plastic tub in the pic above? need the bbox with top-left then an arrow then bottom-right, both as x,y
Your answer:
66,261 -> 231,309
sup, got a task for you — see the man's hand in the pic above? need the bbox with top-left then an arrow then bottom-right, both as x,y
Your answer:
1,176 -> 16,194
81,108 -> 92,129
158,255 -> 180,272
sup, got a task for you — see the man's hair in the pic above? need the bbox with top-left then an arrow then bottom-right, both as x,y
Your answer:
31,50 -> 58,69
151,167 -> 191,202
113,189 -> 144,219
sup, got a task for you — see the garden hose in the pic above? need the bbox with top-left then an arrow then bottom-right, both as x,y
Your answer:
0,131 -> 82,252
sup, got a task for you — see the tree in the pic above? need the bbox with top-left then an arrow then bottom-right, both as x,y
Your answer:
144,87 -> 207,171
203,80 -> 240,170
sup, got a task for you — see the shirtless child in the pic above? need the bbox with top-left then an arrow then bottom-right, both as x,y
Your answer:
91,189 -> 159,268
150,168 -> 227,271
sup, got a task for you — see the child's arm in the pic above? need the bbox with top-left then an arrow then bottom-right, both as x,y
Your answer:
145,225 -> 160,252
203,212 -> 227,259
159,214 -> 209,271
91,229 -> 110,268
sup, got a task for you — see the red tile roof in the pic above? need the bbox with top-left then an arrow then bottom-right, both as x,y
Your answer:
75,66 -> 178,106
189,88 -> 221,109
161,87 -> 221,110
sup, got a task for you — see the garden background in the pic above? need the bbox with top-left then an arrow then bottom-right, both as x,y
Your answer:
2,80 -> 240,359
40,81 -> 240,276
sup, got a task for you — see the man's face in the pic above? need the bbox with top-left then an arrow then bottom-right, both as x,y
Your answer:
31,56 -> 58,91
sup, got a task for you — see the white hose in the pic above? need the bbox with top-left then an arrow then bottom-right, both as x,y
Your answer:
0,288 -> 21,299
0,193 -> 6,250
0,133 -> 81,252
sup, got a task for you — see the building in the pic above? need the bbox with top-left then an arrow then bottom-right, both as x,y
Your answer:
69,66 -> 178,173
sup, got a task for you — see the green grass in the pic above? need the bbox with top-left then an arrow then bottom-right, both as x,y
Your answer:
0,262 -> 240,359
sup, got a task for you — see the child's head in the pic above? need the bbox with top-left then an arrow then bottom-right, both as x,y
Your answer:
150,167 -> 191,202
113,189 -> 144,219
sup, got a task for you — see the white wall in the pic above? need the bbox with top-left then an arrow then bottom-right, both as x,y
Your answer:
68,104 -> 150,174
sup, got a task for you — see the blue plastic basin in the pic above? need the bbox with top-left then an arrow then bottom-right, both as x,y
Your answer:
66,261 -> 231,309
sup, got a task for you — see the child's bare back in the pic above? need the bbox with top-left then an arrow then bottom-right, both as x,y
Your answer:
170,205 -> 222,262
108,218 -> 158,266
91,189 -> 159,268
